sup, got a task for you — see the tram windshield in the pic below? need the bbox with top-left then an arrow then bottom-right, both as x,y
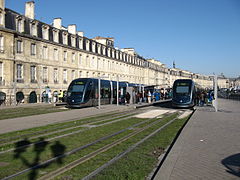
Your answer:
68,81 -> 86,96
174,82 -> 191,95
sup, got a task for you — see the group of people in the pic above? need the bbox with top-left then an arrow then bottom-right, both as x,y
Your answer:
195,90 -> 214,106
42,90 -> 64,104
123,89 -> 172,105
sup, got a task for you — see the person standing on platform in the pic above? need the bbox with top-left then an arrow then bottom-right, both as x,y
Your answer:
48,90 -> 52,104
148,91 -> 152,103
58,90 -> 63,102
126,92 -> 131,104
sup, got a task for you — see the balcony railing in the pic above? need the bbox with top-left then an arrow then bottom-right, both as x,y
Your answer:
0,78 -> 5,86
16,79 -> 24,83
42,79 -> 48,83
31,79 -> 37,83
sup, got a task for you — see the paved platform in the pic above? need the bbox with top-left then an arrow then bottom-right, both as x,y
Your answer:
153,99 -> 240,180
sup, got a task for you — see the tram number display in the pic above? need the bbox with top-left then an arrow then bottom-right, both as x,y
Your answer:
74,81 -> 85,85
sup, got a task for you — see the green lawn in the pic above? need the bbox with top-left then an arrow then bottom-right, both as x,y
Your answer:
0,105 -> 69,120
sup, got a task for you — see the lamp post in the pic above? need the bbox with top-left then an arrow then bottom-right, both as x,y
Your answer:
98,77 -> 101,109
117,75 -> 119,106
98,75 -> 108,109
213,74 -> 218,112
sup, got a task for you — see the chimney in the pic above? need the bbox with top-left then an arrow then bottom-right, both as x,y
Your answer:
0,0 -> 5,10
77,31 -> 84,37
68,24 -> 76,35
25,1 -> 35,19
53,18 -> 62,29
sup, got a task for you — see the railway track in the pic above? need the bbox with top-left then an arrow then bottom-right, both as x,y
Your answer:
0,111 -> 141,154
0,108 -> 142,146
1,110 -> 185,180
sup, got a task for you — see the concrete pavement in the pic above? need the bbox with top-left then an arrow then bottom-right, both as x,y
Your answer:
153,98 -> 240,180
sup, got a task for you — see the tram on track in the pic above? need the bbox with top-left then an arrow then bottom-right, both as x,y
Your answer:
172,79 -> 197,108
66,78 -> 140,108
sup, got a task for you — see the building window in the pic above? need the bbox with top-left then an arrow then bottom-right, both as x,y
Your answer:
79,71 -> 82,78
16,64 -> 23,82
0,12 -> 3,26
30,21 -> 37,36
71,70 -> 75,80
79,38 -> 83,49
71,36 -> 76,47
62,32 -> 68,45
42,67 -> 48,83
53,68 -> 58,83
63,69 -> 67,83
42,46 -> 48,59
78,54 -> 82,66
16,17 -> 24,33
30,66 -> 36,83
31,43 -> 36,55
42,25 -> 49,40
63,51 -> 67,61
91,57 -> 95,68
16,40 -> 23,53
54,48 -> 58,61
0,36 -> 4,52
72,53 -> 75,63
53,30 -> 59,43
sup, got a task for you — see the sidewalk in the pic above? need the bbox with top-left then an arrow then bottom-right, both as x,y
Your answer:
153,98 -> 240,180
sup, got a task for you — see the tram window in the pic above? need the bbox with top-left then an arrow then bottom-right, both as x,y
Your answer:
84,83 -> 92,100
176,86 -> 189,94
71,85 -> 85,92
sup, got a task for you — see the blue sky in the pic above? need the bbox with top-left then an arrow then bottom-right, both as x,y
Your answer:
6,0 -> 240,77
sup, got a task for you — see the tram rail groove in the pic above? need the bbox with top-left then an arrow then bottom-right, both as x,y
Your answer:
0,109 -> 140,145
82,115 -> 181,180
0,109 -> 135,142
0,111 -> 141,154
1,112 -> 178,180
40,113 -> 180,180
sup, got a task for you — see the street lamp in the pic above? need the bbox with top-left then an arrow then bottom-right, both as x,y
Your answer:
98,75 -> 108,109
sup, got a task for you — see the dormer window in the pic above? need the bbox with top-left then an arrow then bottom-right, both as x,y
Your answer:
102,46 -> 106,56
78,37 -> 83,49
30,21 -> 38,37
92,42 -> 96,53
62,32 -> 68,45
0,9 -> 5,26
86,39 -> 90,51
53,29 -> 59,43
42,25 -> 49,40
97,44 -> 101,54
16,16 -> 24,33
71,36 -> 76,47
0,36 -> 4,52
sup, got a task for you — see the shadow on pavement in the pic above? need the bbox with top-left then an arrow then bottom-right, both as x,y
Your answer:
13,138 -> 66,180
222,153 -> 240,178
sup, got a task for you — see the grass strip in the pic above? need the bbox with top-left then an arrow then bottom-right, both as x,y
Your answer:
92,116 -> 190,180
0,112 -> 137,151
0,116 -> 151,179
0,105 -> 69,121
0,110 -> 135,143
56,114 -> 187,179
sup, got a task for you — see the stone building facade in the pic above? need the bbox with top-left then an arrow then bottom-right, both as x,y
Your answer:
0,0 -> 228,105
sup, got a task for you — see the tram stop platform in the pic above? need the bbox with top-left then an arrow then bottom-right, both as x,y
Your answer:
153,98 -> 240,180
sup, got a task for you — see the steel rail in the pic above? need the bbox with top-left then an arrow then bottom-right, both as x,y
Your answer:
2,112 -> 175,180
